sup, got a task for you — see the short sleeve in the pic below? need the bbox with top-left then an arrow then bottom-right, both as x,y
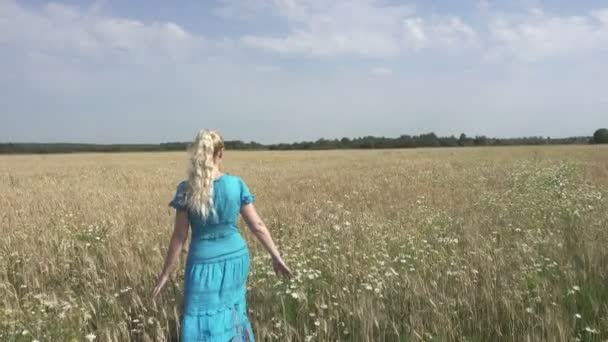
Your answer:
169,181 -> 188,211
240,178 -> 256,206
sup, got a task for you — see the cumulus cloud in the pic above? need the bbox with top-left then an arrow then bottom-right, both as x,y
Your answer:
402,15 -> 477,51
238,0 -> 411,57
236,0 -> 476,57
4,0 -> 607,65
226,0 -> 608,63
487,8 -> 608,62
0,0 -> 201,65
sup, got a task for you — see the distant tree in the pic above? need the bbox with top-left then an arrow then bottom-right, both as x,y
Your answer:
440,135 -> 459,147
339,137 -> 351,148
473,135 -> 488,146
396,135 -> 414,148
417,132 -> 440,147
314,138 -> 339,149
458,133 -> 467,147
0,131 -> 599,154
357,136 -> 376,149
592,128 -> 608,144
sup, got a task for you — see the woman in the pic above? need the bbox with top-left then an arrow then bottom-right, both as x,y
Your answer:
152,129 -> 292,341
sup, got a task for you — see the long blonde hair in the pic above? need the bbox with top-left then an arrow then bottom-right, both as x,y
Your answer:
186,129 -> 225,217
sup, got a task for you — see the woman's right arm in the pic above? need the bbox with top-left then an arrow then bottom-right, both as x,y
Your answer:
152,209 -> 190,297
240,203 -> 292,277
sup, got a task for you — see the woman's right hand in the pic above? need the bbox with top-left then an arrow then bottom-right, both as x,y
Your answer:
152,273 -> 169,298
272,257 -> 293,278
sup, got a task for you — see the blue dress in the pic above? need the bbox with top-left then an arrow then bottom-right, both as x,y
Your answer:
169,174 -> 255,341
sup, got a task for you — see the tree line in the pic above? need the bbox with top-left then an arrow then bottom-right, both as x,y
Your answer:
1,129 -> 606,154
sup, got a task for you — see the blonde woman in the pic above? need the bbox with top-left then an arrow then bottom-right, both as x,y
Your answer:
152,129 -> 292,341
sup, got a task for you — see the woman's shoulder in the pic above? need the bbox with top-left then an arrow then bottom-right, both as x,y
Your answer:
221,174 -> 250,192
176,180 -> 189,191
170,180 -> 189,210
222,173 -> 245,183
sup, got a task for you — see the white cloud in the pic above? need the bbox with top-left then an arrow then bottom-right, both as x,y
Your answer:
403,15 -> 477,51
6,0 -> 605,65
241,30 -> 402,58
402,18 -> 427,50
239,0 -> 411,57
226,1 -> 608,63
0,0 -> 201,65
487,8 -> 608,62
370,67 -> 392,76
593,9 -> 608,24
237,0 -> 476,57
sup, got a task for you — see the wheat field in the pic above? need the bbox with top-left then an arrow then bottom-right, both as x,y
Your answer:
1,146 -> 607,341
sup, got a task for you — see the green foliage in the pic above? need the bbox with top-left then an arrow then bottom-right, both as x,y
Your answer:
592,128 -> 608,144
0,133 -> 594,154
458,133 -> 468,146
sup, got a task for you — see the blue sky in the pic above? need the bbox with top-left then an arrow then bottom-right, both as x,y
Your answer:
1,0 -> 607,144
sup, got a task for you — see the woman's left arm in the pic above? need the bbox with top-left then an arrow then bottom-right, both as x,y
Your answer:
152,210 -> 189,298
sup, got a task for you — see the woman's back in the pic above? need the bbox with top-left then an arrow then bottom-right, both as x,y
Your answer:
170,173 -> 256,261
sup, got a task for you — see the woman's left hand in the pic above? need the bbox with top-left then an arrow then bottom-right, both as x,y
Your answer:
152,273 -> 169,298
272,257 -> 293,278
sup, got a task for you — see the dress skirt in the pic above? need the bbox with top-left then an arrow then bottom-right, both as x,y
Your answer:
181,232 -> 254,341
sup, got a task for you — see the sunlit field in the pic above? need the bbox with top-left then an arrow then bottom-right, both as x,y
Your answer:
1,146 -> 607,341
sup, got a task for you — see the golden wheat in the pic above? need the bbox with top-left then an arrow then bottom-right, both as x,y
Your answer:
1,146 -> 607,341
